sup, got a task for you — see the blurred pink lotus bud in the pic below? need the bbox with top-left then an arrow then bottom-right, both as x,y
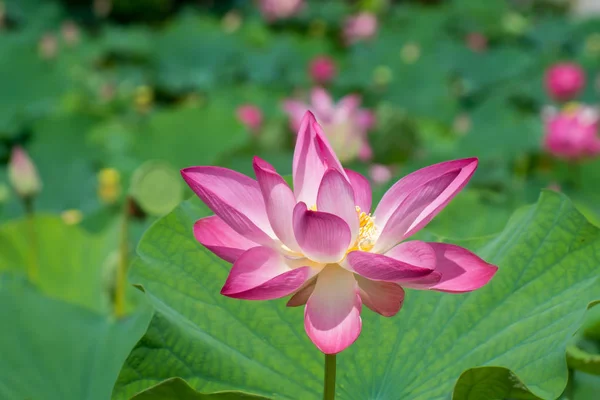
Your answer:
545,63 -> 586,101
38,33 -> 58,60
343,12 -> 378,45
466,32 -> 488,52
61,21 -> 80,46
8,146 -> 42,199
309,56 -> 336,84
258,0 -> 304,22
369,164 -> 393,185
543,104 -> 600,161
236,105 -> 264,133
283,88 -> 375,162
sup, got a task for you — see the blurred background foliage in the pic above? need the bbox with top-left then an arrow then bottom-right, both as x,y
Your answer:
1,0 -> 600,398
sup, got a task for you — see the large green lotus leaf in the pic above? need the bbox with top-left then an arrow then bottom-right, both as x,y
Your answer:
133,104 -> 249,170
114,190 -> 600,399
0,214 -> 118,314
131,378 -> 269,400
0,278 -> 152,400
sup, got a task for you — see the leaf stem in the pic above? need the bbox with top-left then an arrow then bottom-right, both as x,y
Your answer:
24,197 -> 39,284
114,198 -> 131,318
323,353 -> 336,400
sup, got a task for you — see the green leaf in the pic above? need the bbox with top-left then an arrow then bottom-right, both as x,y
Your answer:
0,279 -> 152,400
453,367 -> 540,400
133,104 -> 249,170
0,215 -> 117,313
131,378 -> 270,400
114,191 -> 600,400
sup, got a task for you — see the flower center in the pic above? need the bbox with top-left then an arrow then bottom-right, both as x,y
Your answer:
352,206 -> 377,252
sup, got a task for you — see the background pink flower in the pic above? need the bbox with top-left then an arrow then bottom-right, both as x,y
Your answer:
545,62 -> 586,101
181,111 -> 497,354
283,88 -> 375,162
258,0 -> 304,22
543,104 -> 600,160
309,56 -> 337,84
369,164 -> 393,185
343,12 -> 378,45
236,104 -> 264,133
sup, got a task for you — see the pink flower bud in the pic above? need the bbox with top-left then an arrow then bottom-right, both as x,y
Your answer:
38,33 -> 58,60
61,21 -> 80,46
8,146 -> 42,199
343,12 -> 378,45
309,56 -> 336,84
544,104 -> 600,161
258,0 -> 304,22
236,105 -> 263,133
466,32 -> 488,53
545,63 -> 586,101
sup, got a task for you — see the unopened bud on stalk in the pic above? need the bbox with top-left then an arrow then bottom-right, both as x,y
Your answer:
8,146 -> 42,199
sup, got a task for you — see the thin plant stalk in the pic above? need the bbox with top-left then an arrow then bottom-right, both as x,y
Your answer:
323,353 -> 336,400
114,198 -> 131,318
24,197 -> 39,284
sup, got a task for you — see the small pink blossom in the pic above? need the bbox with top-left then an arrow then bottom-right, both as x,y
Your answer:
283,88 -> 375,162
309,56 -> 337,84
236,105 -> 264,133
181,111 -> 498,354
38,33 -> 58,60
545,63 -> 586,101
543,104 -> 600,161
61,21 -> 80,46
8,146 -> 42,199
466,32 -> 488,52
343,12 -> 378,45
258,0 -> 304,22
369,164 -> 393,185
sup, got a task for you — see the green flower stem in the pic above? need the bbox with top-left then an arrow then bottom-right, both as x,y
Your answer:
323,353 -> 336,400
24,197 -> 38,284
114,198 -> 131,318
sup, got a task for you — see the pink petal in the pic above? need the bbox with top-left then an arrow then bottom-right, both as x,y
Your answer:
356,275 -> 405,317
305,266 -> 362,354
317,169 -> 359,242
383,240 -> 442,288
282,100 -> 308,132
336,94 -> 361,119
286,278 -> 316,307
221,247 -> 315,300
193,216 -> 258,263
181,166 -> 275,245
311,87 -> 334,118
293,202 -> 352,263
345,251 -> 434,282
253,157 -> 300,252
356,109 -> 375,131
292,111 -> 346,206
423,243 -> 498,293
373,159 -> 478,253
374,158 -> 478,226
345,169 -> 372,212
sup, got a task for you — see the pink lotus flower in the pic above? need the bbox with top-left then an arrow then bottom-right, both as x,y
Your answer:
258,0 -> 304,22
369,164 -> 393,185
544,104 -> 600,160
545,63 -> 586,101
181,111 -> 498,354
236,105 -> 264,133
8,146 -> 42,199
309,56 -> 337,84
343,12 -> 378,45
283,88 -> 375,162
